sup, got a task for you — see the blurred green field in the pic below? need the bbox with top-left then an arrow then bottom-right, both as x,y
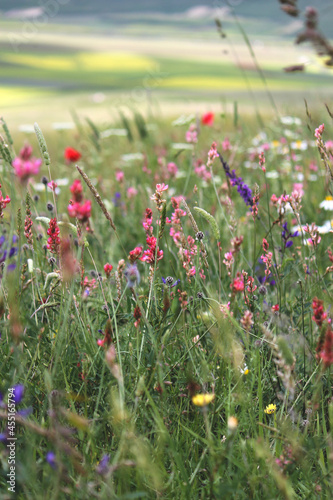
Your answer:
1,16 -> 333,130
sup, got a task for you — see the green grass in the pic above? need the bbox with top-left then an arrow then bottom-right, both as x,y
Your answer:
0,105 -> 333,498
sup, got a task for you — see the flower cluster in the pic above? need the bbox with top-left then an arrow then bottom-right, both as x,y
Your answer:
219,154 -> 253,206
281,222 -> 298,248
261,238 -> 273,277
68,179 -> 92,224
12,144 -> 42,183
140,236 -> 163,265
185,124 -> 198,144
312,297 -> 327,327
150,183 -> 168,212
47,218 -> 60,254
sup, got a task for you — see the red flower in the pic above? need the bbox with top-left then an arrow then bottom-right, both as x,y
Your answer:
318,326 -> 333,368
104,263 -> 113,277
70,179 -> 83,202
47,218 -> 60,254
201,112 -> 215,126
272,304 -> 279,312
129,246 -> 143,263
231,273 -> 244,293
64,147 -> 81,163
312,297 -> 327,327
68,200 -> 92,222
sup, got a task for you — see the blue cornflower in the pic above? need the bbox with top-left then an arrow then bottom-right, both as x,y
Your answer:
281,222 -> 298,248
219,154 -> 253,206
162,276 -> 180,288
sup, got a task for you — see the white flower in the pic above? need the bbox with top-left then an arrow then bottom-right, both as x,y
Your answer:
266,171 -> 279,179
319,198 -> 333,211
171,143 -> 194,150
121,153 -> 144,162
52,122 -> 75,130
18,124 -> 35,133
100,129 -> 127,138
317,220 -> 333,234
291,140 -> 308,151
172,114 -> 195,126
280,116 -> 301,126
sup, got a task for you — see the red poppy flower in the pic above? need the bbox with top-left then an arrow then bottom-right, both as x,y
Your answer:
201,112 -> 215,126
64,147 -> 81,163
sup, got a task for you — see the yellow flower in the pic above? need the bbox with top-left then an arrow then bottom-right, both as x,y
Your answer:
264,403 -> 277,414
192,393 -> 215,407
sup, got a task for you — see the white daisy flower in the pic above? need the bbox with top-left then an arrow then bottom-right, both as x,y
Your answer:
319,197 -> 333,210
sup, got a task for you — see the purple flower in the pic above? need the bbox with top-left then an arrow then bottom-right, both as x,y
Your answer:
124,264 -> 140,288
96,454 -> 110,475
46,451 -> 57,469
17,407 -> 33,418
13,384 -> 24,405
0,235 -> 18,275
219,154 -> 253,206
0,431 -> 8,442
281,222 -> 298,248
112,192 -> 122,207
162,276 -> 180,288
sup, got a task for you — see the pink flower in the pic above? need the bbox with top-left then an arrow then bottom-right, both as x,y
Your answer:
70,180 -> 83,202
167,162 -> 178,177
325,140 -> 333,152
156,183 -> 168,193
48,181 -> 58,191
127,187 -> 138,198
68,200 -> 92,222
315,123 -> 324,139
115,170 -> 124,183
129,246 -> 143,263
293,183 -> 304,197
231,273 -> 244,293
186,124 -> 198,144
141,236 -> 163,264
12,144 -> 42,183
188,266 -> 196,276
0,184 -> 10,219
222,137 -> 231,151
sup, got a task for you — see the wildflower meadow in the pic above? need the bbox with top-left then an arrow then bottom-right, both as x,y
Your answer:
0,103 -> 332,499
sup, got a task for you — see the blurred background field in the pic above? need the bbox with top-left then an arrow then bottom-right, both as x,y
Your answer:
0,0 -> 333,131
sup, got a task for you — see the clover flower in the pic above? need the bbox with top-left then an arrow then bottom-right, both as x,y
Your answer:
162,276 -> 180,288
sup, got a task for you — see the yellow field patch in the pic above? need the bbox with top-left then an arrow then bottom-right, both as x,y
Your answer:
76,52 -> 155,72
0,87 -> 53,107
1,52 -> 155,73
160,76 -> 305,91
